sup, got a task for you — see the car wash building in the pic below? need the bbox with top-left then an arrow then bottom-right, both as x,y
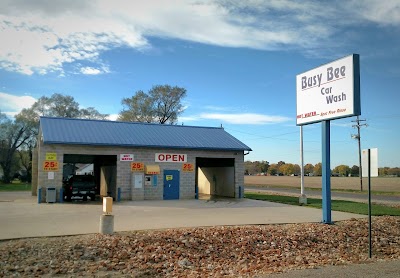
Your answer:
33,117 -> 251,202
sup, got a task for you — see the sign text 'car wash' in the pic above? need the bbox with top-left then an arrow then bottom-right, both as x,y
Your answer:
155,153 -> 187,163
296,54 -> 360,125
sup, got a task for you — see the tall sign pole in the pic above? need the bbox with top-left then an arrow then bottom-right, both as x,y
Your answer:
299,125 -> 307,204
322,120 -> 331,223
296,54 -> 360,224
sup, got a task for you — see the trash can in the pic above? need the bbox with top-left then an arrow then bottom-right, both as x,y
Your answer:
46,187 -> 57,203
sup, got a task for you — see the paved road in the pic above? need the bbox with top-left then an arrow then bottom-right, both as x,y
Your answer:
0,191 -> 365,240
245,186 -> 400,206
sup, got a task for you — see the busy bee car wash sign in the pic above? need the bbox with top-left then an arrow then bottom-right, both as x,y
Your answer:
296,54 -> 360,125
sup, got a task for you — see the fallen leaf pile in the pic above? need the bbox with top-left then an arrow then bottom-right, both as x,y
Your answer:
1,216 -> 399,277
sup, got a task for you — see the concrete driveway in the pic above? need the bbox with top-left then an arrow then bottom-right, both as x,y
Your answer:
0,192 -> 365,240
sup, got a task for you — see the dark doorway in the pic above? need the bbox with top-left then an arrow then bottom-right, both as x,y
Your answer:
63,154 -> 117,201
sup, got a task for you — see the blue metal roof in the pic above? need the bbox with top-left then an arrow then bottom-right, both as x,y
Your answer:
39,117 -> 252,151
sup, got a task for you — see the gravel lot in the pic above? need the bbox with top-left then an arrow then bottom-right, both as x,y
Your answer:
1,216 -> 399,277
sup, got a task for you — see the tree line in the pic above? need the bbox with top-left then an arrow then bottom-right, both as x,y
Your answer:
0,85 -> 186,184
245,161 -> 400,177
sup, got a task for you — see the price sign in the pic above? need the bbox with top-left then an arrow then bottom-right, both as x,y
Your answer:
43,161 -> 59,171
131,162 -> 144,172
45,153 -> 57,160
182,163 -> 194,172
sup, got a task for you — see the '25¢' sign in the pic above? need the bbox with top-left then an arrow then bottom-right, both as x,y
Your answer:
43,161 -> 59,171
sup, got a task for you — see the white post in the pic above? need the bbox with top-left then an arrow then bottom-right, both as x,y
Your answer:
299,125 -> 307,204
100,197 -> 114,234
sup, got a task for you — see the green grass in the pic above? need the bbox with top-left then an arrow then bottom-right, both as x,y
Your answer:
0,182 -> 31,191
245,184 -> 400,196
245,192 -> 400,216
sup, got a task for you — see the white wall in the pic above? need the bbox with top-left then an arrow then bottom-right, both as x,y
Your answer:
198,167 -> 234,197
198,168 -> 211,195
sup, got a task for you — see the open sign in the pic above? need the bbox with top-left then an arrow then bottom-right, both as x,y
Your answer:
156,153 -> 187,163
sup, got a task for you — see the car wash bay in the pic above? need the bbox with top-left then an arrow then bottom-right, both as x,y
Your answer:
63,154 -> 117,201
196,157 -> 235,198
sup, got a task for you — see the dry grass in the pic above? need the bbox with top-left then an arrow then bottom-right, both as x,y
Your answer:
244,176 -> 400,193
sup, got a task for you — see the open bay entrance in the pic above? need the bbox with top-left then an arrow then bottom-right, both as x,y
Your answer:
196,157 -> 235,198
63,154 -> 117,201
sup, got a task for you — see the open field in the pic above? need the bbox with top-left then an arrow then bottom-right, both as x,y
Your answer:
245,176 -> 400,193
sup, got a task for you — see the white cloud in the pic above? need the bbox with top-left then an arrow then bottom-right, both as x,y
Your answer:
179,116 -> 199,123
346,0 -> 400,25
80,66 -> 109,75
0,0 -> 398,75
107,114 -> 119,121
0,92 -> 36,117
182,112 -> 290,125
0,2 -> 148,75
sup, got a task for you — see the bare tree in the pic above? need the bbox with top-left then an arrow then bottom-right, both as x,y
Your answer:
118,85 -> 187,124
0,112 -> 35,183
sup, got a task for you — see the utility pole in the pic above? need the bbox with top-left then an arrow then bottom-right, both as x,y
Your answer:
352,116 -> 367,191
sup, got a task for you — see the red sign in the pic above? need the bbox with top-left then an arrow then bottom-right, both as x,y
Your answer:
131,162 -> 144,172
43,161 -> 59,171
155,153 -> 187,163
182,163 -> 194,172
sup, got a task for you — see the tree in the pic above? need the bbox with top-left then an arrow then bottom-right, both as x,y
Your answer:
17,93 -> 108,156
277,161 -> 285,167
80,107 -> 110,120
333,165 -> 351,177
379,167 -> 390,176
293,164 -> 301,175
304,163 -> 314,175
17,149 -> 31,182
21,93 -> 108,122
118,85 -> 187,124
279,163 -> 294,176
254,161 -> 269,174
0,112 -> 35,183
351,165 -> 359,177
118,91 -> 154,123
0,94 -> 108,183
244,160 -> 269,175
268,164 -> 279,176
387,167 -> 400,177
244,161 -> 255,175
30,93 -> 80,118
313,162 -> 322,176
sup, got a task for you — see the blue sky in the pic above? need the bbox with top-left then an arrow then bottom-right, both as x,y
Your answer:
1,0 -> 399,168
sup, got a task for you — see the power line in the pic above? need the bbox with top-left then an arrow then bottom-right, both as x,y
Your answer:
351,116 -> 368,191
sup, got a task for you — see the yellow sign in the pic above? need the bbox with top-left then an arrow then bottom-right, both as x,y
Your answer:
182,163 -> 194,172
45,153 -> 57,160
166,175 -> 173,181
43,161 -> 59,171
145,165 -> 160,175
131,162 -> 144,172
